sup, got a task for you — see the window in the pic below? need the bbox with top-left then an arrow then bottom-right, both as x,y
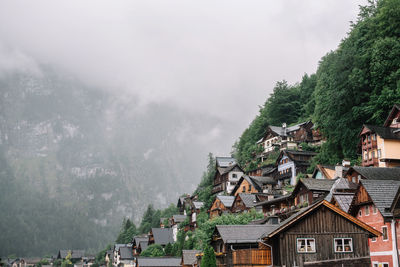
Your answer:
242,186 -> 246,193
232,174 -> 237,178
352,177 -> 356,183
372,134 -> 376,140
248,185 -> 252,191
382,226 -> 388,241
373,205 -> 377,214
334,238 -> 353,252
372,151 -> 376,158
359,210 -> 362,217
297,238 -> 315,253
371,236 -> 377,242
378,149 -> 382,158
383,263 -> 389,267
365,205 -> 370,216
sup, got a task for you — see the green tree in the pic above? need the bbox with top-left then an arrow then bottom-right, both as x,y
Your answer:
164,243 -> 173,256
140,244 -> 165,257
60,252 -> 73,267
200,245 -> 216,267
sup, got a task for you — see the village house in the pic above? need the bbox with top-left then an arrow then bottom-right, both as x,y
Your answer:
211,224 -> 279,266
359,104 -> 400,167
113,245 -> 131,266
189,201 -> 204,230
255,194 -> 294,217
291,178 -> 336,207
230,175 -> 278,198
57,250 -> 85,264
148,228 -> 174,248
230,193 -> 265,213
132,236 -> 149,256
209,195 -> 235,219
169,214 -> 187,242
256,121 -> 322,161
346,166 -> 400,184
136,257 -> 181,267
105,250 -> 113,266
246,165 -> 276,177
275,150 -> 317,186
212,157 -> 244,195
259,199 -> 380,267
349,179 -> 400,267
181,250 -> 201,267
177,194 -> 191,215
118,247 -> 135,267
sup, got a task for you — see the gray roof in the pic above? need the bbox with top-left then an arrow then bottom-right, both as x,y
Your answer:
151,228 -> 174,245
217,195 -> 235,208
58,250 -> 85,259
133,236 -> 149,246
119,247 -> 134,260
351,166 -> 400,180
238,193 -> 258,208
333,178 -> 358,190
269,121 -> 309,137
181,250 -> 201,265
216,157 -> 236,167
139,241 -> 148,251
300,178 -> 336,191
361,179 -> 400,217
215,224 -> 278,244
136,257 -> 181,267
172,214 -> 187,223
332,193 -> 355,212
363,125 -> 400,140
192,201 -> 204,210
255,194 -> 292,207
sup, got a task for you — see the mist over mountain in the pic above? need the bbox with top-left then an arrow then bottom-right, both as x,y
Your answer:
0,65 -> 235,256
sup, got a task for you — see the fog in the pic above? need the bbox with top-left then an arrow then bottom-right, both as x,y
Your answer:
0,0 -> 366,150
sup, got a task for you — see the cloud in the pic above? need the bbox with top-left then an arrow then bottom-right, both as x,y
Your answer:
0,0 -> 366,128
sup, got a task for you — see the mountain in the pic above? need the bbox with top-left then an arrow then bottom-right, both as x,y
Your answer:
0,66 -> 234,256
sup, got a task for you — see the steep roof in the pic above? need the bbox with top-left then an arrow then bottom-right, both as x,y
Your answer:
312,164 -> 336,179
119,247 -> 134,260
299,178 -> 336,191
151,228 -> 174,245
250,176 -> 277,189
192,201 -> 204,210
360,179 -> 400,218
238,193 -> 258,208
263,200 -> 380,239
139,241 -> 148,251
217,163 -> 243,175
216,195 -> 235,208
181,250 -> 201,265
362,124 -> 400,140
58,250 -> 85,259
216,157 -> 236,168
268,121 -> 310,137
137,257 -> 181,267
384,103 -> 400,127
255,194 -> 292,207
215,224 -> 279,244
332,193 -> 355,212
172,214 -> 187,223
133,236 -> 148,246
350,166 -> 400,180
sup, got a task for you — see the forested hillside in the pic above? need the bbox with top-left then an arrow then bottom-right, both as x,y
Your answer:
234,0 -> 400,168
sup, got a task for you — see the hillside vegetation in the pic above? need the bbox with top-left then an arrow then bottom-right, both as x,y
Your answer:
234,0 -> 400,168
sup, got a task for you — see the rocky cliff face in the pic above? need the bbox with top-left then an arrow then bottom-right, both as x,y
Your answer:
0,66 -> 232,256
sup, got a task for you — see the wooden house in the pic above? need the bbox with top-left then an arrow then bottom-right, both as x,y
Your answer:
211,224 -> 279,267
231,175 -> 278,197
230,193 -> 266,213
209,195 -> 235,219
169,214 -> 187,242
246,165 -> 276,177
276,150 -> 317,186
148,228 -> 174,247
346,166 -> 400,184
181,250 -> 201,267
212,157 -> 244,194
189,201 -> 204,230
132,236 -> 149,256
118,247 -> 135,267
359,104 -> 400,167
177,194 -> 191,215
348,179 -> 400,267
311,164 -> 336,179
255,194 -> 294,217
260,199 -> 380,266
291,178 -> 336,206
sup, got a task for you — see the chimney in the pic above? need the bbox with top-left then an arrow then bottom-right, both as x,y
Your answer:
335,165 -> 343,178
282,123 -> 287,135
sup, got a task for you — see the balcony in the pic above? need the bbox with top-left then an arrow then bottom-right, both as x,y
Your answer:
212,184 -> 224,194
276,170 -> 292,180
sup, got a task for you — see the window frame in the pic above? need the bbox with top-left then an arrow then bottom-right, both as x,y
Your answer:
372,205 -> 377,214
365,205 -> 370,216
334,238 -> 353,253
296,238 -> 316,253
382,226 -> 389,241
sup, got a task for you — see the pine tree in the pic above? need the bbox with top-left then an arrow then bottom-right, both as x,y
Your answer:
200,246 -> 216,267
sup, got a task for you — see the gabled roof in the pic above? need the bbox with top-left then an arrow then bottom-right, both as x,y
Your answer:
254,194 -> 292,207
238,193 -> 258,208
384,103 -> 400,127
332,193 -> 355,212
215,224 -> 279,244
276,150 -> 317,165
216,157 -> 236,168
133,236 -> 148,246
269,121 -> 310,137
349,166 -> 400,180
217,163 -> 244,175
114,244 -> 130,252
360,179 -> 400,217
192,201 -> 204,210
361,124 -> 400,140
139,241 -> 148,251
216,195 -> 235,208
137,257 -> 181,267
311,164 -> 336,179
231,175 -> 277,195
58,250 -> 85,259
263,200 -> 380,239
151,228 -> 174,245
119,247 -> 134,260
181,250 -> 202,265
297,178 -> 336,192
172,214 -> 187,223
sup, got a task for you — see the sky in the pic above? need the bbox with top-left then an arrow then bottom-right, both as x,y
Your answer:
0,0 -> 367,153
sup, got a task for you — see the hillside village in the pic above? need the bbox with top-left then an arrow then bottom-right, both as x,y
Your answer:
13,104 -> 400,267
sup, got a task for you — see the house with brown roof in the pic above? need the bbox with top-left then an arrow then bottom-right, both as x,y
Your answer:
230,175 -> 278,198
359,104 -> 400,167
230,193 -> 266,213
209,195 -> 235,219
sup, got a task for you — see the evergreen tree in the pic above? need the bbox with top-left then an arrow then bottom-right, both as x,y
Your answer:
200,246 -> 216,267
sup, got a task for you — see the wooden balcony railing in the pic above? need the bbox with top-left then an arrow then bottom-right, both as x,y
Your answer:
232,248 -> 272,266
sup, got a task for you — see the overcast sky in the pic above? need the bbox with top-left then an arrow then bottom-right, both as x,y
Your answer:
0,0 -> 366,150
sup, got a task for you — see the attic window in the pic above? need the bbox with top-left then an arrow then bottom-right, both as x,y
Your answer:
232,174 -> 237,178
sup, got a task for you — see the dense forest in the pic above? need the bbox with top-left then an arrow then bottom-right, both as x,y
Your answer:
233,0 -> 400,169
